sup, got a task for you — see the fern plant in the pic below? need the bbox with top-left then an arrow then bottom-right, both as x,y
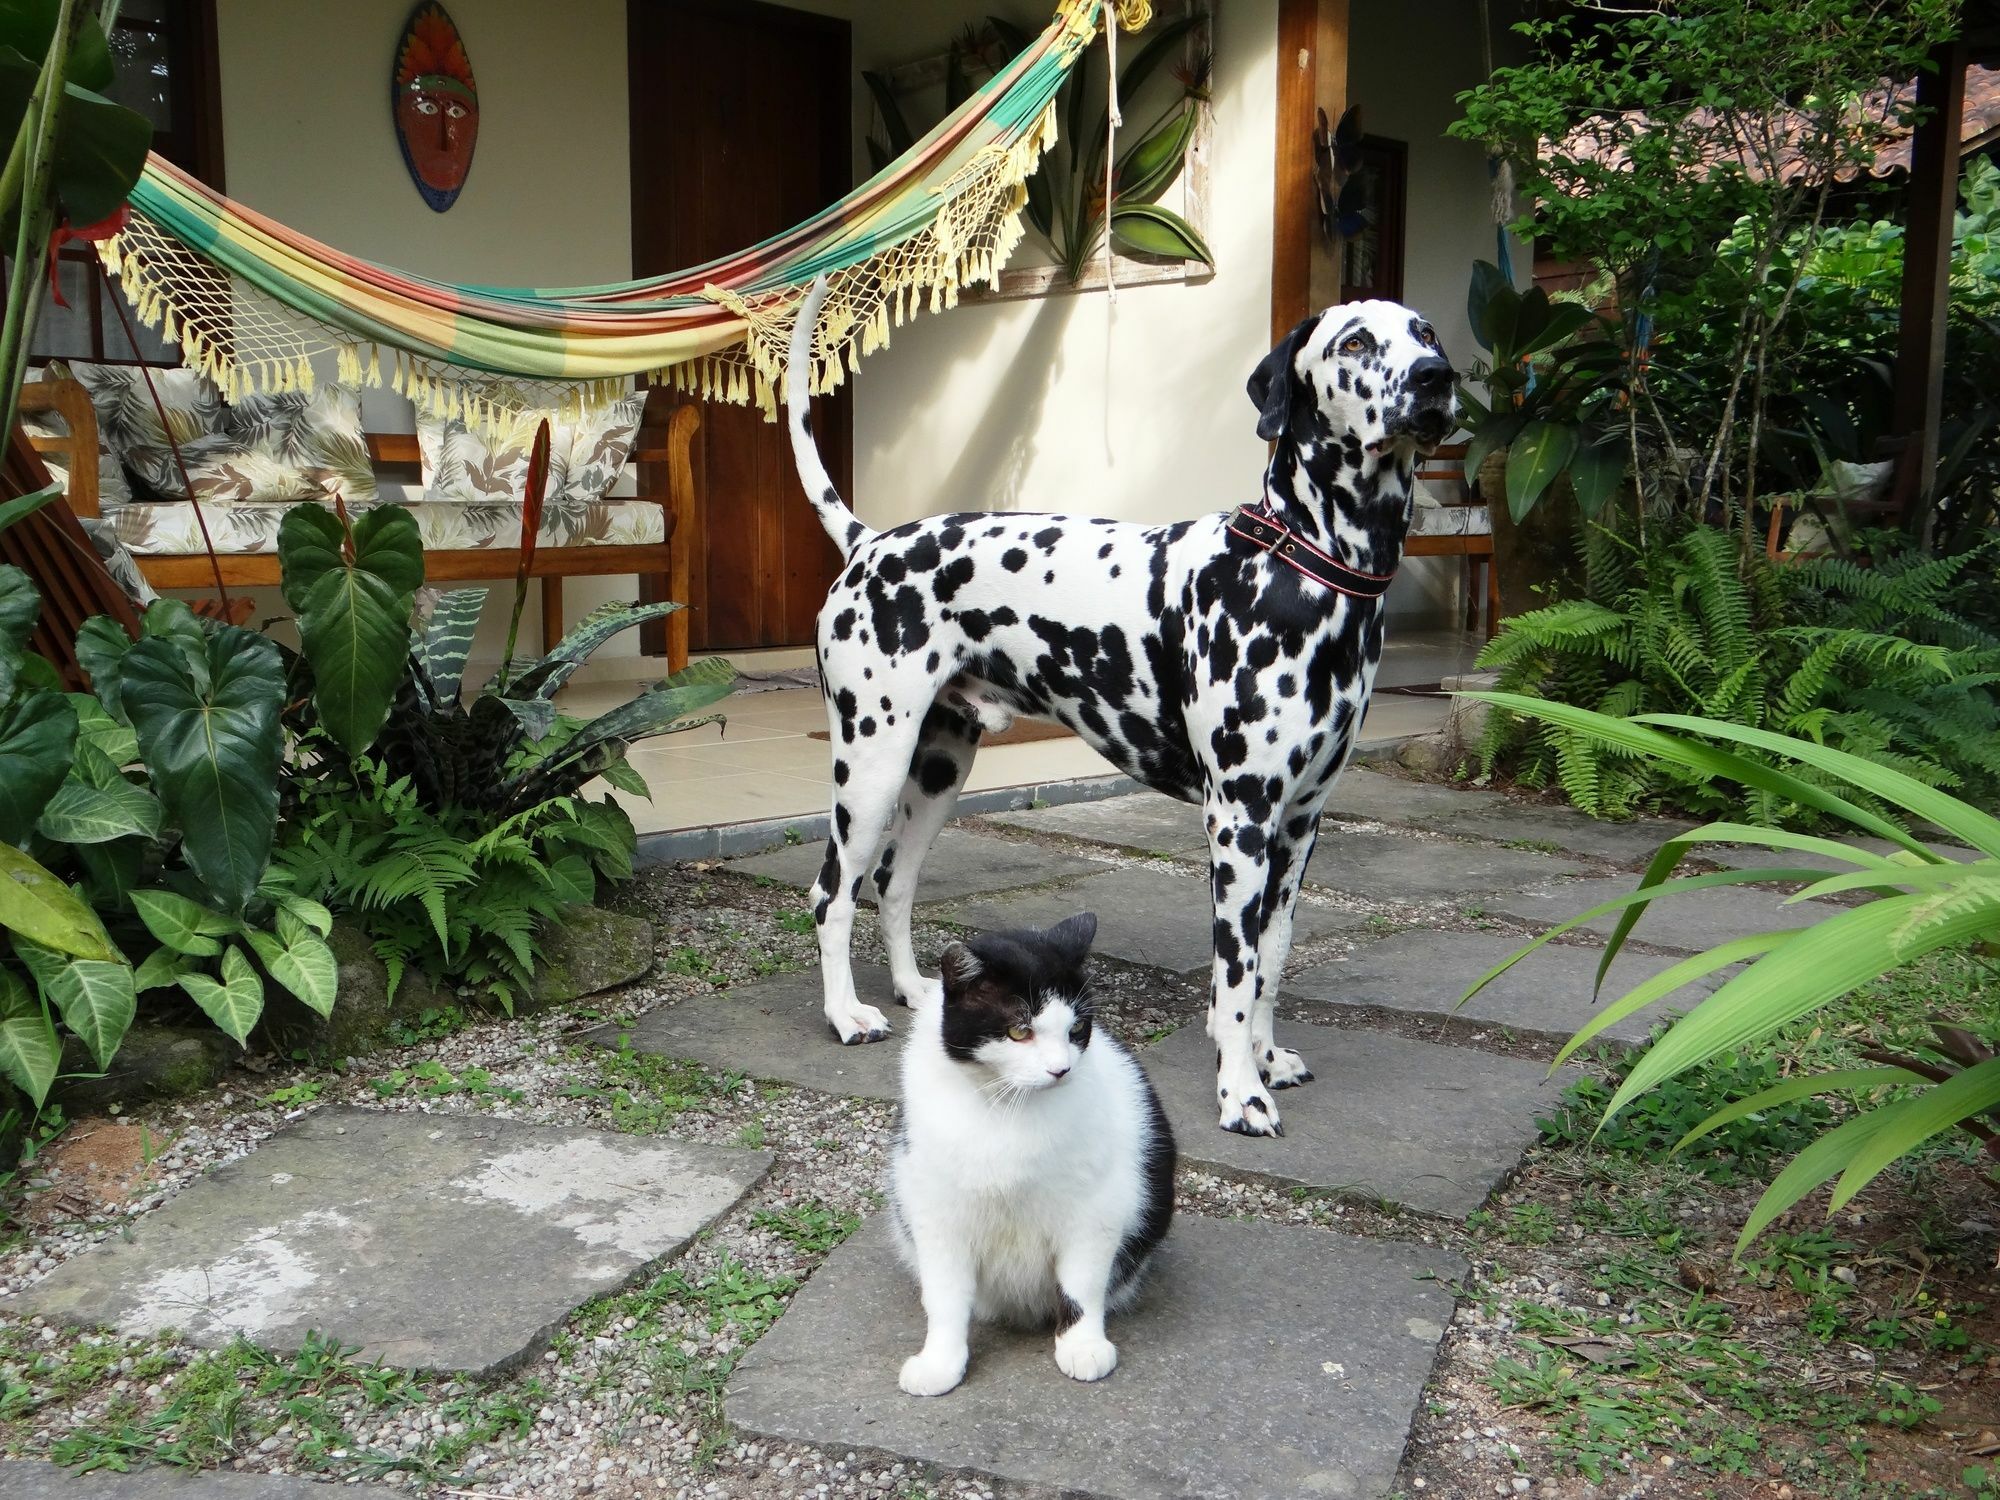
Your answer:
276,750 -> 635,1012
1479,524 -> 2000,826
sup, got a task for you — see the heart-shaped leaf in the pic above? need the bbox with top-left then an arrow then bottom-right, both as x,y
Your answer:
0,689 -> 77,844
0,5 -> 116,92
545,853 -> 596,907
13,936 -> 132,1072
275,892 -> 334,940
0,564 -> 38,704
0,966 -> 59,1106
0,839 -> 116,958
1505,419 -> 1581,520
245,925 -> 337,1018
132,945 -> 194,993
130,889 -> 237,957
36,775 -> 160,844
279,505 -> 424,756
123,626 -> 283,913
179,944 -> 264,1047
67,690 -> 137,767
0,47 -> 152,225
73,615 -> 136,723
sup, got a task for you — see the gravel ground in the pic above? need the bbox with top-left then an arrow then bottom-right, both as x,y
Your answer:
0,812 -> 1992,1500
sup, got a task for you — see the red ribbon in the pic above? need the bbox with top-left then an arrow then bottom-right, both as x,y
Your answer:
47,203 -> 131,308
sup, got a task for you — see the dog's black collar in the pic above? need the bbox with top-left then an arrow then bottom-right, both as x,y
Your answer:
1225,502 -> 1397,600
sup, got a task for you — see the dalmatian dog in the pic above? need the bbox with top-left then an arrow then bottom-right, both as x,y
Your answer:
784,275 -> 1455,1136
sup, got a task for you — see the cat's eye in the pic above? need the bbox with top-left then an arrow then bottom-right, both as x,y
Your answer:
1069,1022 -> 1088,1043
1006,1023 -> 1031,1042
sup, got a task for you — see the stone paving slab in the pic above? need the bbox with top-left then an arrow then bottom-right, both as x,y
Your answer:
979,792 -> 1209,855
729,1215 -> 1463,1500
1286,827 -> 1589,904
0,1463 -> 399,1497
1325,769 -> 1694,868
1289,929 -> 1722,1046
1486,876 -> 1830,953
1146,1021 -> 1567,1218
728,827 -> 1103,904
16,1109 -> 771,1376
951,865 -> 1365,973
591,968 -> 906,1102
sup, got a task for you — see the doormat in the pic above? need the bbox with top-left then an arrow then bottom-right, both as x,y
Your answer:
807,719 -> 1075,749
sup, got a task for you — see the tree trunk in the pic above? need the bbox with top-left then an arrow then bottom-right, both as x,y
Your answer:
1480,450 -> 1584,620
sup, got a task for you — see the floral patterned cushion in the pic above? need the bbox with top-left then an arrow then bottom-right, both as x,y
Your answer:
417,388 -> 645,507
51,359 -> 377,507
104,496 -> 666,556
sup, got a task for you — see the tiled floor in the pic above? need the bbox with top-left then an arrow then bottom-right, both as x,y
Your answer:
560,629 -> 1477,835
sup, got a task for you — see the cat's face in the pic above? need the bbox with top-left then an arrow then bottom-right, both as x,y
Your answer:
937,914 -> 1097,1093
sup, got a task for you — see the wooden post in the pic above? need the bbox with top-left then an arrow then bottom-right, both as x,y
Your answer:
1271,0 -> 1349,342
1888,39 -> 1967,527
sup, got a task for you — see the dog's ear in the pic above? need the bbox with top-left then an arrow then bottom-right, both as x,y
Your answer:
1248,316 -> 1317,442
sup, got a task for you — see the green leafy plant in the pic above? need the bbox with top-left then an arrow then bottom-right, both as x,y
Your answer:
1459,259 -> 1629,522
276,749 -> 634,1012
1462,695 -> 2000,1252
0,567 -> 338,1105
1477,524 -> 2000,824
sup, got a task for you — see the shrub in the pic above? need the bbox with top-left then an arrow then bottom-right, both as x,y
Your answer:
1463,696 -> 2000,1252
1478,523 -> 2000,825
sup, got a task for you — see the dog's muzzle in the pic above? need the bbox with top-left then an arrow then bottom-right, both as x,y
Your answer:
1393,357 -> 1458,450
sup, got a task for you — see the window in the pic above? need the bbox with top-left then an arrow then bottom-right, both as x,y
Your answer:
34,0 -> 222,366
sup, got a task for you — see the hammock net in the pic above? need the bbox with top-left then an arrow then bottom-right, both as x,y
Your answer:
102,0 -> 1149,430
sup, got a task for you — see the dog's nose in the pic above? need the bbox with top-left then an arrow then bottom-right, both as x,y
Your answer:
1409,356 -> 1454,396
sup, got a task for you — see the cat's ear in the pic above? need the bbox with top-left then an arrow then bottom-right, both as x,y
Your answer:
938,942 -> 982,997
1044,912 -> 1097,967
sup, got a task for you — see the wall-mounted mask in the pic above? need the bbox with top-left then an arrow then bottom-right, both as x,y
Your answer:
393,2 -> 477,213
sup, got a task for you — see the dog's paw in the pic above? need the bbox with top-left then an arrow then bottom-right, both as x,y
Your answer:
828,1002 -> 892,1046
1053,1330 -> 1118,1383
894,975 -> 944,1010
1217,1084 -> 1284,1138
899,1348 -> 967,1397
1265,1045 -> 1314,1090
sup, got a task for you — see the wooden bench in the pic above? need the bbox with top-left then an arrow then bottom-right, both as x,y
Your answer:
1407,441 -> 1499,638
19,378 -> 698,669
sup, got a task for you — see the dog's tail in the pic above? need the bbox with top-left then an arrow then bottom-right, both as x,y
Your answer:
786,275 -> 872,558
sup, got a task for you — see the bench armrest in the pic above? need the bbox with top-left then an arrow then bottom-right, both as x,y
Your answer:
19,377 -> 101,519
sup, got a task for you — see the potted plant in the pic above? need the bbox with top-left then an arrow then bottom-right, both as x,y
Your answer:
1458,260 -> 1630,617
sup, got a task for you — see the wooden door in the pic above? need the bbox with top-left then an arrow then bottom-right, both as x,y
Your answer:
629,0 -> 851,652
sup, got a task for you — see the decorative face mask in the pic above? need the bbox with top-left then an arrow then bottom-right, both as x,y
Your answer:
393,2 -> 477,212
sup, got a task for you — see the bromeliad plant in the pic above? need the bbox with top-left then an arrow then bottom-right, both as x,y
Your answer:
1461,695 -> 2000,1253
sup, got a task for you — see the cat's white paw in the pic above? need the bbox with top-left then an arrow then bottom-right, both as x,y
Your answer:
899,1349 -> 967,1397
828,1001 -> 892,1045
1054,1330 -> 1118,1383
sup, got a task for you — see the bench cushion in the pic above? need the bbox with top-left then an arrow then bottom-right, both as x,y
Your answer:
418,389 -> 646,506
104,495 -> 667,555
52,360 -> 378,507
1411,495 -> 1491,537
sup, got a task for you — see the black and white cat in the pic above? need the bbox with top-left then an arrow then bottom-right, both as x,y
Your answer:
887,913 -> 1176,1396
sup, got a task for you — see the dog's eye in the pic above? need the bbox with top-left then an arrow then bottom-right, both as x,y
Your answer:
1419,329 -> 1438,347
1341,337 -> 1365,354
1007,1023 -> 1032,1042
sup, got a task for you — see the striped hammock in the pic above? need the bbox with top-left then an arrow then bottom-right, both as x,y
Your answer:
101,0 -> 1149,430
